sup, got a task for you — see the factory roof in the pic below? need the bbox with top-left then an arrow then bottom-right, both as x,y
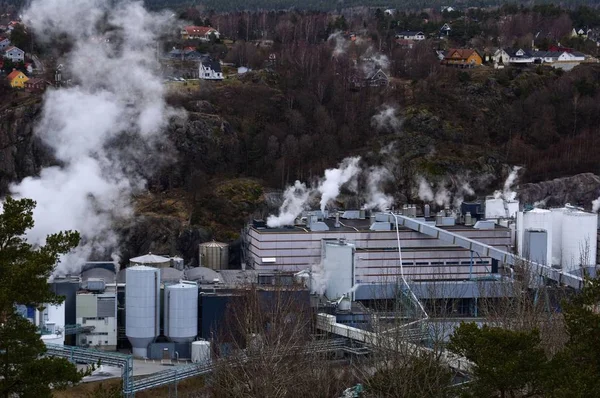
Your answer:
252,216 -> 510,234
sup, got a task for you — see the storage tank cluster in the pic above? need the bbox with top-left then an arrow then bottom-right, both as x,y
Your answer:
517,206 -> 598,272
125,265 -> 202,358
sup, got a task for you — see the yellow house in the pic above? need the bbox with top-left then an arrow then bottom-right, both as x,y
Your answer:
442,49 -> 483,67
7,69 -> 28,88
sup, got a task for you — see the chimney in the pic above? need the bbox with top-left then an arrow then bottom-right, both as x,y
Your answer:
334,211 -> 341,228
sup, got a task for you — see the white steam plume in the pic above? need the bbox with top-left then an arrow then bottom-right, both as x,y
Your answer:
453,176 -> 475,208
266,181 -> 310,227
502,166 -> 521,201
319,157 -> 361,211
435,183 -> 451,207
371,105 -> 402,133
417,176 -> 434,202
592,196 -> 600,213
10,0 -> 180,275
364,166 -> 394,211
361,47 -> 390,77
310,261 -> 328,296
328,31 -> 349,56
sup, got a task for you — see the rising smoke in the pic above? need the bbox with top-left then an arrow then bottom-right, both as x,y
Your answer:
327,31 -> 349,56
9,0 -> 180,274
266,181 -> 311,228
494,166 -> 521,201
319,157 -> 361,212
592,196 -> 600,213
416,174 -> 475,208
266,157 -> 393,227
371,105 -> 402,133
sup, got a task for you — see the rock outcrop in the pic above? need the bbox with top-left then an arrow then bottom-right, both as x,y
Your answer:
518,173 -> 600,209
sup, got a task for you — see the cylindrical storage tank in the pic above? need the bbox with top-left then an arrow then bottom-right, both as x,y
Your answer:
164,282 -> 198,343
518,208 -> 552,266
550,208 -> 566,266
199,241 -> 229,270
561,210 -> 598,272
191,340 -> 211,363
126,266 -> 160,358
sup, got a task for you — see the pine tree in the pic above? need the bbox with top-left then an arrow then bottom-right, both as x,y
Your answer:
0,197 -> 83,397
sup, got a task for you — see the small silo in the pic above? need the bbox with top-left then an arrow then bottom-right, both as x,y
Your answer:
125,266 -> 160,358
199,241 -> 229,270
191,340 -> 211,363
561,209 -> 598,272
164,282 -> 198,343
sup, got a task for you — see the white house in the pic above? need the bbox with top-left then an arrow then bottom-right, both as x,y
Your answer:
395,31 -> 426,40
181,26 -> 220,41
0,36 -> 10,51
384,9 -> 397,16
440,23 -> 452,37
3,46 -> 24,62
199,58 -> 223,80
441,6 -> 456,12
493,48 -> 534,65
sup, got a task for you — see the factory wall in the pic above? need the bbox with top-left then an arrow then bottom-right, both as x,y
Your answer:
247,226 -> 511,282
76,291 -> 117,351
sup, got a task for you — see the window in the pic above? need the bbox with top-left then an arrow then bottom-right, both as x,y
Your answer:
105,341 -> 108,344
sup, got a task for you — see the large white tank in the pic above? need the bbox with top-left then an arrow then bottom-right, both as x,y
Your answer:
561,210 -> 598,272
164,282 -> 198,343
191,340 -> 211,363
517,208 -> 552,265
199,241 -> 229,270
550,208 -> 566,266
485,198 -> 506,219
126,266 -> 160,358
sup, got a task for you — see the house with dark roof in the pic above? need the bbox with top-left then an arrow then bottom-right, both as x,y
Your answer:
493,48 -> 535,66
181,26 -> 220,41
199,57 -> 223,80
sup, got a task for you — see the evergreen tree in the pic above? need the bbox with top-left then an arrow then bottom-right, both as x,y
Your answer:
448,323 -> 547,398
0,197 -> 83,397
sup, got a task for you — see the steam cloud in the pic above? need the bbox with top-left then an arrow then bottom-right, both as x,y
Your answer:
267,157 -> 393,227
319,157 -> 361,212
371,105 -> 402,133
494,166 -> 521,201
364,166 -> 394,211
9,0 -> 180,275
592,196 -> 600,213
417,177 -> 434,202
266,181 -> 310,228
327,31 -> 349,56
416,175 -> 475,208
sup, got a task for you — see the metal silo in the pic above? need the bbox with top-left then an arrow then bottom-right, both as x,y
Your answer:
164,282 -> 198,343
517,208 -> 552,266
125,266 -> 160,358
561,209 -> 598,272
199,241 -> 229,270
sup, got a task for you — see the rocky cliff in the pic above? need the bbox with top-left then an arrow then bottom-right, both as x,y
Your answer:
518,173 -> 600,209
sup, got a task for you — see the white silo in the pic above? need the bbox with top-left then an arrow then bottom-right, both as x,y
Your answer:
550,207 -> 566,266
126,266 -> 160,358
561,209 -> 598,272
517,208 -> 552,266
164,282 -> 198,343
191,340 -> 211,363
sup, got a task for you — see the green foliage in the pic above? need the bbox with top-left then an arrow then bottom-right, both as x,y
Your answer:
448,323 -> 547,397
8,24 -> 30,52
0,197 -> 82,397
366,354 -> 453,397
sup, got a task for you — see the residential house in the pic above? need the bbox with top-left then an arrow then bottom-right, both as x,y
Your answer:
3,46 -> 24,62
181,26 -> 220,41
439,23 -> 452,38
395,31 -> 425,40
365,69 -> 389,87
7,21 -> 20,32
0,36 -> 9,51
530,50 -> 586,70
442,48 -> 482,67
6,69 -> 28,88
199,57 -> 223,80
441,6 -> 456,12
571,28 -> 591,39
25,77 -> 48,92
493,48 -> 534,66
384,9 -> 397,16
